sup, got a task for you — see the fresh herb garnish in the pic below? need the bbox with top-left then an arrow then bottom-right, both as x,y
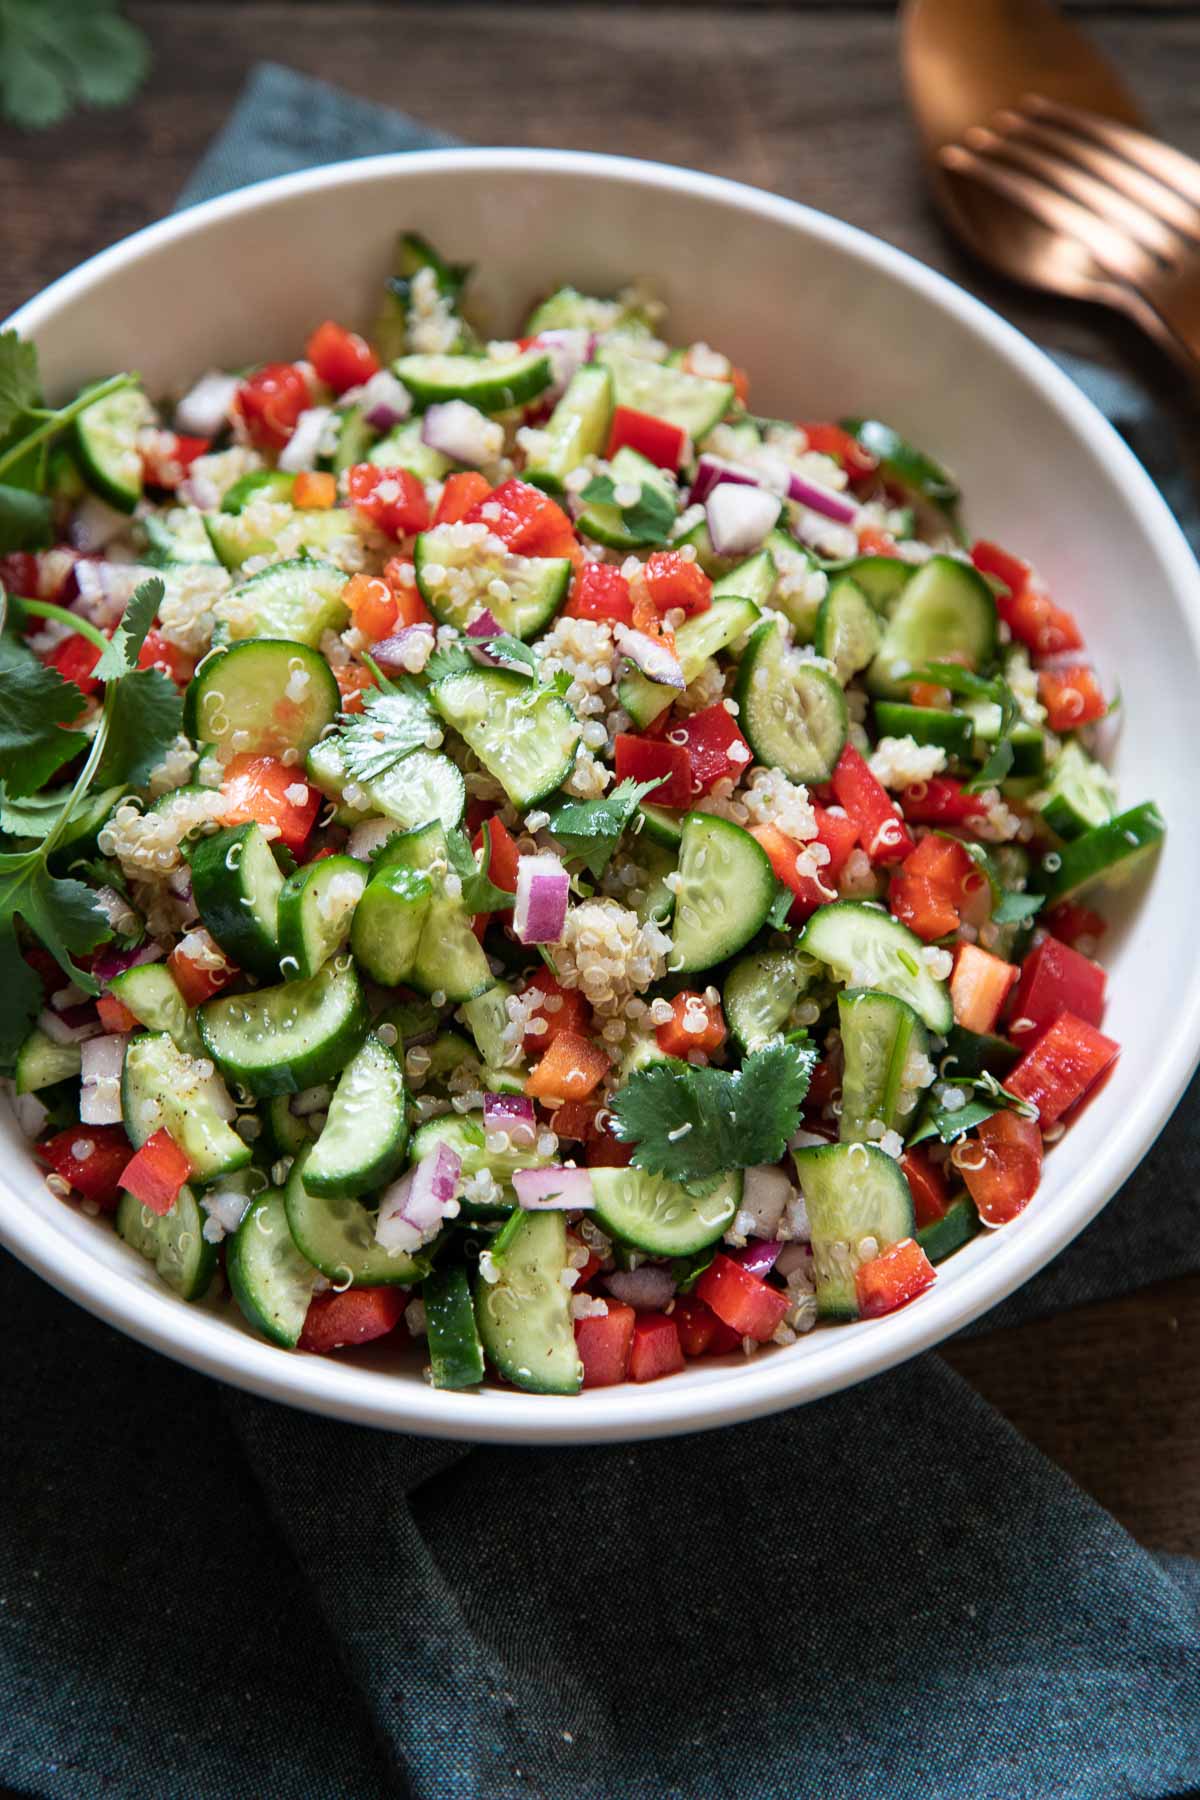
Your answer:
477,632 -> 539,677
0,331 -> 136,546
767,881 -> 794,930
444,827 -> 516,917
992,890 -> 1043,927
337,680 -> 435,783
913,661 -> 1020,792
579,473 -> 676,546
0,629 -> 90,795
425,643 -> 475,682
908,1067 -> 1038,1146
545,777 -> 660,881
0,1 -> 151,132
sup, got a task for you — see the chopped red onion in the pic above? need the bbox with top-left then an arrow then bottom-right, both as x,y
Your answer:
360,369 -> 412,430
420,399 -> 504,469
91,938 -> 165,986
80,1033 -> 128,1125
775,1241 -> 811,1278
69,495 -> 130,554
483,1093 -> 537,1144
347,818 -> 400,861
38,1007 -> 102,1047
514,853 -> 570,944
278,406 -> 333,473
465,610 -> 502,640
605,1265 -> 675,1309
375,1143 -> 463,1252
175,370 -> 238,437
690,453 -> 761,506
532,329 -> 595,397
513,1165 -> 595,1210
739,1162 -> 793,1237
73,560 -> 147,628
370,624 -> 435,674
201,1181 -> 253,1238
12,1091 -> 48,1140
731,1239 -> 783,1280
290,1083 -> 333,1117
614,625 -> 685,690
705,483 -> 781,557
786,471 -> 858,524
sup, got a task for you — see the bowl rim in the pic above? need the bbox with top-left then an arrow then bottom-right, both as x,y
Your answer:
4,144 -> 1199,1445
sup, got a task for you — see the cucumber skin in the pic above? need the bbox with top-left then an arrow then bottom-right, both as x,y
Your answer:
277,854 -> 365,982
916,1194 -> 980,1264
302,1038 -> 409,1200
188,823 -> 282,981
284,1151 -> 427,1287
473,1210 -> 583,1395
226,1189 -> 316,1348
1041,802 -> 1165,906
198,962 -> 370,1098
424,1265 -> 486,1390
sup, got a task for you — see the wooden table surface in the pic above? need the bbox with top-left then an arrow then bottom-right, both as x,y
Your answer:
3,1 -> 1200,1554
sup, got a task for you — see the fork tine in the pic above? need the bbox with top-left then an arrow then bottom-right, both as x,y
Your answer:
972,121 -> 1185,264
939,142 -> 1160,288
1000,110 -> 1200,245
1023,96 -> 1200,210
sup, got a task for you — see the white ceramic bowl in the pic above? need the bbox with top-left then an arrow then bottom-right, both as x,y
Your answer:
3,149 -> 1198,1443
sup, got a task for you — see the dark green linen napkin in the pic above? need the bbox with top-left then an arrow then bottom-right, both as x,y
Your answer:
4,62 -> 1200,1800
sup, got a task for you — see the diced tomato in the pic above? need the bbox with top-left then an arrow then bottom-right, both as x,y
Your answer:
855,1238 -> 936,1318
898,776 -> 988,829
137,629 -> 195,686
696,1255 -> 789,1342
857,525 -> 899,557
806,1057 -> 842,1113
347,464 -> 431,538
345,571 -> 399,641
525,1030 -> 610,1103
628,1312 -> 686,1382
97,993 -> 138,1034
800,422 -> 879,485
1038,665 -> 1107,732
233,362 -> 310,451
465,478 -> 576,558
672,702 -> 752,797
972,541 -> 1083,659
0,550 -> 39,596
1044,902 -> 1106,949
38,1124 -> 131,1211
333,663 -> 375,714
305,319 -> 380,393
118,1128 -> 192,1216
292,469 -> 337,510
550,1099 -> 601,1143
1005,1011 -> 1119,1126
655,991 -> 727,1060
1008,935 -> 1106,1049
564,561 -> 633,626
521,967 -> 591,1057
473,815 -> 520,895
950,943 -> 1019,1035
381,557 -> 435,626
606,405 -> 688,471
575,1301 -> 636,1388
672,1294 -> 720,1357
957,1109 -> 1043,1226
299,1287 -> 407,1353
642,550 -> 712,619
831,744 -> 915,864
613,734 -> 692,809
48,631 -> 102,698
901,1147 -> 952,1228
140,431 -> 210,490
168,941 -> 235,1007
970,539 -> 1030,598
434,470 -> 491,526
888,873 -> 960,943
219,753 -> 320,855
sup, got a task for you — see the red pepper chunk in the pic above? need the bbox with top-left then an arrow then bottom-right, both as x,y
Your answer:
525,1030 -> 610,1103
234,363 -> 310,451
606,405 -> 689,471
855,1239 -> 936,1318
800,422 -> 879,484
465,479 -> 576,558
347,464 -> 431,538
613,733 -> 692,809
1038,666 -> 1107,732
901,1147 -> 952,1229
696,1255 -> 789,1342
628,1313 -> 686,1382
119,1128 -> 192,1217
750,807 -> 856,925
671,1295 -> 719,1357
831,744 -> 915,864
575,1301 -> 636,1388
219,754 -> 320,855
950,943 -> 1019,1036
137,629 -> 195,686
1008,936 -> 1106,1049
971,540 -> 1084,659
655,991 -> 727,1060
642,550 -> 712,619
1045,902 -> 1106,950
434,470 -> 492,526
564,561 -> 633,626
97,993 -> 139,1034
889,874 -> 960,944
1005,1011 -> 1119,1127
38,1125 -> 131,1211
168,942 -> 235,1007
958,1110 -> 1043,1226
47,631 -> 103,698
299,1287 -> 407,1353
305,319 -> 380,393
898,776 -> 988,829
672,702 -> 752,796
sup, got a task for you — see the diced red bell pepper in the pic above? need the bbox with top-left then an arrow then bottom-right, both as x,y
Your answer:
137,629 -> 195,686
38,1125 -> 131,1211
564,561 -> 634,626
855,1238 -> 936,1318
97,992 -> 139,1034
549,1099 -> 601,1143
800,422 -> 879,484
900,833 -> 980,903
233,362 -> 310,451
672,1294 -> 721,1357
857,525 -> 899,557
218,754 -> 321,855
305,319 -> 380,393
642,550 -> 712,619
521,966 -> 591,1056
888,873 -> 960,943
585,1124 -> 635,1169
140,431 -> 210,490
168,941 -> 235,1007
347,464 -> 431,538
831,744 -> 915,864
696,1254 -> 789,1342
525,1030 -> 610,1103
1005,1011 -> 1119,1126
970,539 -> 1031,598
750,807 -> 857,925
628,1311 -> 686,1382
119,1128 -> 192,1217
901,1147 -> 952,1229
575,1301 -> 636,1387
971,541 -> 1084,658
298,1287 -> 407,1353
473,814 -> 520,896
382,558 -> 436,626
433,470 -> 492,526
47,631 -> 102,698
672,701 -> 752,796
345,571 -> 400,641
806,1057 -> 842,1113
606,405 -> 689,471
613,733 -> 691,809
333,662 -> 376,715
655,991 -> 727,1059
1008,935 -> 1106,1049
1045,902 -> 1106,949
950,942 -> 1020,1035
958,1109 -> 1043,1226
898,776 -> 988,829
1038,665 -> 1107,732
465,478 -> 576,558
293,470 -> 337,510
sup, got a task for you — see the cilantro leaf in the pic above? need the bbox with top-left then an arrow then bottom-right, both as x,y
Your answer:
0,0 -> 151,132
610,1039 -> 817,1186
92,574 -> 163,680
337,681 -> 435,783
425,642 -> 475,682
0,631 -> 90,797
992,890 -> 1043,926
444,827 -> 516,916
0,781 -> 124,846
95,667 -> 183,788
913,662 -> 1020,794
0,482 -> 52,553
767,881 -> 794,930
0,854 -> 110,1063
908,1068 -> 1038,1146
545,777 -> 660,881
0,332 -> 41,437
579,474 -> 676,546
477,633 -> 538,677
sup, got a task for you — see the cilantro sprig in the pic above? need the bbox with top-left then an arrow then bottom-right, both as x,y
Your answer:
545,778 -> 660,881
337,679 -> 437,784
579,473 -> 676,547
0,1 -> 151,132
445,827 -> 516,916
913,661 -> 1020,791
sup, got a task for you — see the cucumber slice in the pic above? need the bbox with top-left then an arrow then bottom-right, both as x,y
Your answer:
590,1164 -> 741,1256
627,838 -> 677,926
671,514 -> 736,580
814,575 -> 883,685
800,900 -> 953,1033
425,1264 -> 486,1389
221,470 -> 295,514
620,595 -> 760,729
762,527 -> 826,640
711,548 -> 777,608
374,822 -> 496,1002
319,402 -> 375,476
375,231 -> 473,360
277,853 -> 366,981
840,419 -> 961,526
304,1036 -> 408,1198
460,982 -> 515,1071
74,386 -> 151,512
184,638 -> 339,761
350,863 -> 434,985
413,526 -> 570,640
575,447 -> 677,551
638,802 -> 684,848
108,963 -> 199,1054
198,958 -> 369,1098
734,618 -> 848,782
305,736 -> 368,825
14,1027 -> 81,1095
422,1030 -> 479,1090
116,1183 -> 217,1301
671,813 -> 776,973
940,1024 -> 1020,1082
837,989 -> 928,1143
1040,801 -> 1165,905
723,947 -> 809,1053
284,1149 -> 426,1287
524,364 -> 613,493
364,750 -> 467,834
226,1187 -> 317,1347
121,1032 -> 250,1181
1037,741 -> 1117,841
872,702 -> 974,761
917,1193 -> 980,1264
394,349 -> 553,413
867,555 -> 997,699
430,669 -> 580,808
189,822 -> 283,980
204,507 -> 356,573
832,552 -> 913,614
142,506 -> 219,567
597,344 -> 732,437
524,286 -> 653,336
792,1141 -> 916,1318
366,417 -> 453,480
266,1093 -> 315,1158
961,699 -> 1046,778
215,559 -> 350,647
474,1210 -> 582,1394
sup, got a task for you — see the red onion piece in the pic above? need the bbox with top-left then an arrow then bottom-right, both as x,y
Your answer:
690,453 -> 762,506
12,1091 -> 49,1140
375,1143 -> 463,1251
347,818 -> 401,861
201,1183 -> 253,1238
739,1162 -> 793,1238
38,1007 -> 101,1046
605,1265 -> 675,1309
360,369 -> 412,431
278,406 -> 333,473
705,483 -> 781,557
420,400 -> 503,468
92,938 -> 165,986
73,560 -> 146,627
731,1239 -> 783,1280
175,370 -> 238,438
532,329 -> 596,398
80,1032 -> 128,1125
514,853 -> 569,944
370,624 -> 435,674
483,1093 -> 537,1147
775,1241 -> 811,1278
787,471 -> 858,524
69,496 -> 130,555
514,1165 -> 595,1211
614,625 -> 685,690
465,610 -> 502,640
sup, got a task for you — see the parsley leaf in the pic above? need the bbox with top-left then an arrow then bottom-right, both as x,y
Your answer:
95,667 -> 183,788
337,681 -> 435,783
444,827 -> 516,916
0,631 -> 89,797
580,474 -> 677,546
0,855 -> 110,1063
0,331 -> 40,436
0,0 -> 151,132
992,890 -> 1043,926
92,573 -> 162,679
610,1039 -> 817,1186
545,778 -> 660,881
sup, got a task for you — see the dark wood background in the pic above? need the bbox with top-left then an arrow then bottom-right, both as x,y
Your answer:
3,1 -> 1199,1553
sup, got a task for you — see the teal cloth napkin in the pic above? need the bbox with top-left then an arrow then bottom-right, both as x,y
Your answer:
4,63 -> 1200,1799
